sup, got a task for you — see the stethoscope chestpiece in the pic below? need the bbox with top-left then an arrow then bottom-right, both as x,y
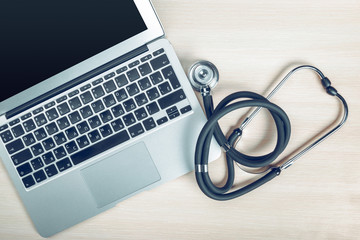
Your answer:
188,60 -> 219,92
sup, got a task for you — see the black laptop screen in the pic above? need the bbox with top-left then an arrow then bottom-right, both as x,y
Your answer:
0,0 -> 147,102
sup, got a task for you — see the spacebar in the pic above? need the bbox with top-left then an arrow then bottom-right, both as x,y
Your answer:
70,130 -> 130,165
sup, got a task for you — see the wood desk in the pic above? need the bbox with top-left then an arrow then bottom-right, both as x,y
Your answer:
1,0 -> 359,239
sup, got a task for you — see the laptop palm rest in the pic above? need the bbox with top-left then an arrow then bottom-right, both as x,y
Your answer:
81,142 -> 161,208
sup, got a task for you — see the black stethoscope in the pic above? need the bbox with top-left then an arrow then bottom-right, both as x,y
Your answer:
188,61 -> 349,201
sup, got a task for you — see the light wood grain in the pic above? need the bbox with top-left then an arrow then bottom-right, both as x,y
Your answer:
1,0 -> 359,239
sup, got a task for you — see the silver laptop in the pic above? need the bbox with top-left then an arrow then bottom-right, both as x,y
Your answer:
0,0 -> 218,237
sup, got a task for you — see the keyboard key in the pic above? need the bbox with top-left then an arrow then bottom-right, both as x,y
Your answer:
150,54 -> 169,71
99,124 -> 113,138
166,106 -> 180,120
168,75 -> 180,90
103,80 -> 117,93
69,97 -> 82,110
42,138 -> 56,151
33,169 -> 47,183
33,107 -> 44,115
158,82 -> 172,95
134,93 -> 148,106
76,136 -> 90,148
56,95 -> 67,103
0,124 -> 8,132
20,113 -> 32,121
103,94 -> 116,107
56,158 -> 72,172
6,139 -> 24,154
123,99 -> 137,112
42,152 -> 56,165
150,72 -> 163,85
88,116 -> 102,129
138,63 -> 152,76
31,143 -> 44,156
104,72 -> 115,80
76,121 -> 90,134
30,157 -> 44,170
88,130 -> 101,143
71,130 -> 130,165
91,100 -> 105,113
128,123 -> 145,138
140,54 -> 152,62
23,119 -> 36,132
123,113 -> 136,126
162,66 -> 181,89
57,102 -> 71,115
34,113 -> 48,127
158,89 -> 186,110
92,86 -> 105,99
56,116 -> 70,130
111,104 -> 125,117
146,102 -> 160,115
22,133 -> 36,146
116,66 -> 128,74
45,122 -> 59,135
80,91 -> 93,104
68,111 -> 82,124
65,141 -> 78,154
1,130 -> 13,143
17,162 -> 32,177
45,164 -> 58,177
153,48 -> 164,56
115,74 -> 128,88
143,118 -> 156,131
34,128 -> 47,141
54,132 -> 67,145
114,89 -> 128,102
68,90 -> 79,98
9,119 -> 20,126
129,60 -> 140,68
99,110 -> 113,123
80,84 -> 91,92
111,119 -> 125,132
180,105 -> 192,114
65,127 -> 78,140
12,125 -> 25,137
45,101 -> 55,109
80,105 -> 93,119
127,69 -> 140,82
12,149 -> 32,166
54,146 -> 67,159
146,87 -> 160,101
126,83 -> 140,96
92,78 -> 103,86
134,107 -> 148,121
157,116 -> 168,125
138,77 -> 152,90
22,175 -> 36,188
45,108 -> 59,121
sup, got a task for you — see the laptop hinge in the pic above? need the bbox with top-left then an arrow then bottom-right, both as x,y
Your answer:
6,45 -> 149,119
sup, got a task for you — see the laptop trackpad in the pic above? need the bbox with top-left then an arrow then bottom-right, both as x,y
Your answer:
81,142 -> 161,208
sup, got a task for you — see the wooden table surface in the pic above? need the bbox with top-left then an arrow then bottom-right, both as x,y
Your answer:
1,0 -> 359,239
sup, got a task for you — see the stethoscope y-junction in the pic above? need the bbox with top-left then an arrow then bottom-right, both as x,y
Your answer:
188,61 -> 348,201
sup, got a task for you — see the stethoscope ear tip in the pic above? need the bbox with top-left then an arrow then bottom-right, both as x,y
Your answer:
188,60 -> 219,92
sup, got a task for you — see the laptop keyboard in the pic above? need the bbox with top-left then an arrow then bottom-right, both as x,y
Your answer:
0,48 -> 192,189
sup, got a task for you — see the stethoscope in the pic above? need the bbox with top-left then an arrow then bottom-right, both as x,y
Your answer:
188,61 -> 349,201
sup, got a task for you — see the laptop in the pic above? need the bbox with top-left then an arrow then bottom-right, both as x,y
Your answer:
0,0 -> 219,237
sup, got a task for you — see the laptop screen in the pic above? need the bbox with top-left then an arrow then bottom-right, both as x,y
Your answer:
0,0 -> 147,102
